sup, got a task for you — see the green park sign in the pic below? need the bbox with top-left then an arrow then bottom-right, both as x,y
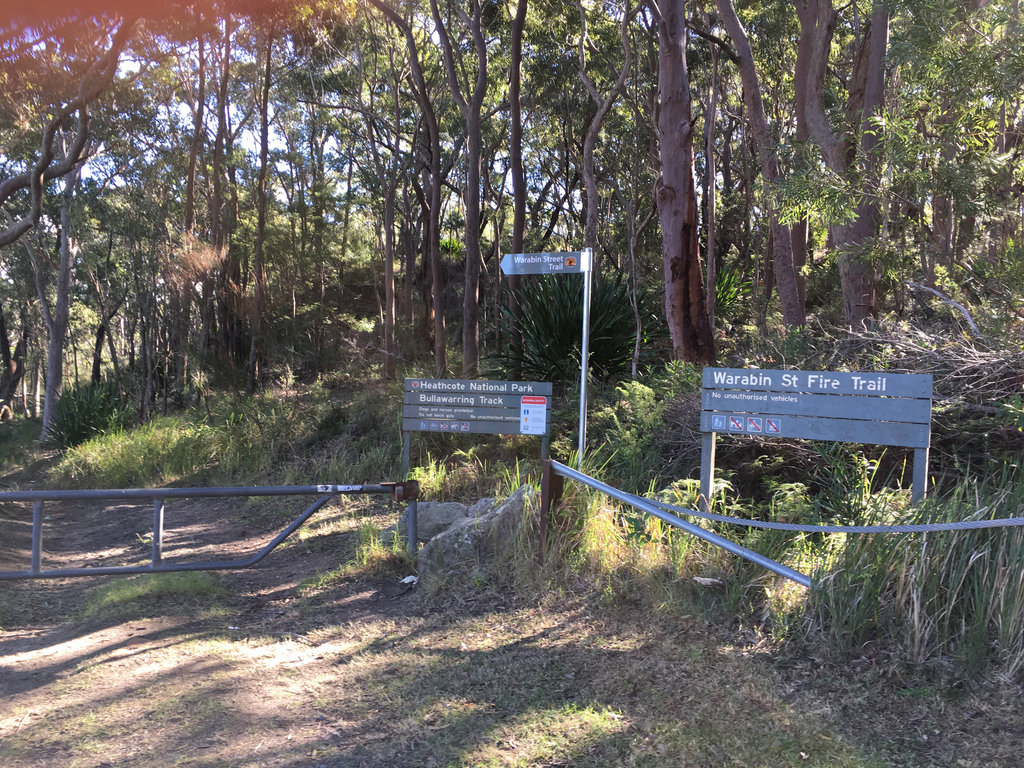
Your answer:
401,378 -> 552,476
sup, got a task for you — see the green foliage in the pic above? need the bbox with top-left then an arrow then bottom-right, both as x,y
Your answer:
498,274 -> 666,383
584,362 -> 701,492
812,467 -> 1024,678
714,265 -> 752,321
590,382 -> 668,492
48,381 -> 134,449
0,417 -> 41,475
808,443 -> 882,523
999,395 -> 1024,432
52,386 -> 331,488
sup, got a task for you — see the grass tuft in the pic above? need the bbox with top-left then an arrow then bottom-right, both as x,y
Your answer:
811,467 -> 1024,677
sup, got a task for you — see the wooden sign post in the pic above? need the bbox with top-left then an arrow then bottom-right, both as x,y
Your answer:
699,368 -> 933,508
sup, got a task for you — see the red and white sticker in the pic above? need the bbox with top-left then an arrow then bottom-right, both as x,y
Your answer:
520,395 -> 548,435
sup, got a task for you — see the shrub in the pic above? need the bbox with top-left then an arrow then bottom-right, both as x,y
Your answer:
498,273 -> 666,383
48,381 -> 134,448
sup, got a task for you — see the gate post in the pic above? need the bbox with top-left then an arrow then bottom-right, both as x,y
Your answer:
406,499 -> 417,558
31,501 -> 43,575
152,498 -> 165,566
539,459 -> 564,566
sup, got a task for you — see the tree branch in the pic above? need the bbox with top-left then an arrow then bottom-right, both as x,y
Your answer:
0,16 -> 137,248
688,23 -> 739,64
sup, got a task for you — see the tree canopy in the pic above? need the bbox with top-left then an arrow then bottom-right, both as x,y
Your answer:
2,0 -> 1022,434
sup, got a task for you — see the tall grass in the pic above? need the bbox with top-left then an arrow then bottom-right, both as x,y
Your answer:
529,439 -> 1024,679
812,467 -> 1024,677
51,386 -> 331,488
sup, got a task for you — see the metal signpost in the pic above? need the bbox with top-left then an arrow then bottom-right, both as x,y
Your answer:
699,368 -> 933,508
401,378 -> 553,476
500,248 -> 592,468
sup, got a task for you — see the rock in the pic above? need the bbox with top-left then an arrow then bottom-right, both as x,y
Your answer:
417,485 -> 535,582
467,497 -> 496,517
384,500 -> 470,545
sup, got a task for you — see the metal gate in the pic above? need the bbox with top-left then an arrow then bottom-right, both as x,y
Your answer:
0,481 -> 418,581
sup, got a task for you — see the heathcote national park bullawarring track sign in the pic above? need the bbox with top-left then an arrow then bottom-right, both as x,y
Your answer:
402,378 -> 552,436
401,378 -> 553,477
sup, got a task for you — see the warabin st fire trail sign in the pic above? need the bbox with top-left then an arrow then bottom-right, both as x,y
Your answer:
699,368 -> 933,506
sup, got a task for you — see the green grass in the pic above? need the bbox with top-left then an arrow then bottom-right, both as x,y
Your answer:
80,572 -> 228,620
50,385 -> 333,488
299,521 -> 416,595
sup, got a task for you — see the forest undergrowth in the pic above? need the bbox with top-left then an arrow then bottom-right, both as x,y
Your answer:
2,321 -> 1024,766
4,318 -> 1019,683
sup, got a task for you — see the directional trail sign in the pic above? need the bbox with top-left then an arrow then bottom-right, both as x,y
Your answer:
500,247 -> 593,469
499,250 -> 590,276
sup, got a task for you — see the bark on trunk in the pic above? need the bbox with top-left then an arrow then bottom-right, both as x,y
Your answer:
578,0 -> 632,276
431,0 -> 487,378
0,304 -> 28,408
40,169 -> 81,440
370,0 -> 447,375
716,0 -> 806,327
247,26 -> 273,392
655,0 -> 715,363
507,0 -> 528,375
704,44 -> 719,330
796,0 -> 888,327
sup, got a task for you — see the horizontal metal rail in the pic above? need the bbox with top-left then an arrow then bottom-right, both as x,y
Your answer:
0,481 -> 419,581
541,460 -> 811,588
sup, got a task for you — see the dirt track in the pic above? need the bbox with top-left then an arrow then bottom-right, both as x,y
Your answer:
3,483 -> 1024,767
0,490 -> 428,767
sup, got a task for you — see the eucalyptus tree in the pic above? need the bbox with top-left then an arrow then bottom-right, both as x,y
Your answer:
0,14 -> 153,438
714,0 -> 805,327
24,165 -> 81,438
790,0 -> 889,327
884,0 -> 1024,289
0,15 -> 137,247
0,267 -> 30,410
350,7 -> 418,379
576,0 -> 633,276
607,14 -> 659,377
506,0 -> 528,367
430,0 -> 492,377
653,0 -> 715,363
368,0 -> 449,375
247,18 -> 276,392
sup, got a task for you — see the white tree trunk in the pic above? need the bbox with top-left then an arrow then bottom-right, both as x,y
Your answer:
40,167 -> 80,440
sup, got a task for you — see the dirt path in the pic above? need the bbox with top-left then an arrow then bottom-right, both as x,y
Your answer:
3,482 -> 1024,767
0,487 -> 426,767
